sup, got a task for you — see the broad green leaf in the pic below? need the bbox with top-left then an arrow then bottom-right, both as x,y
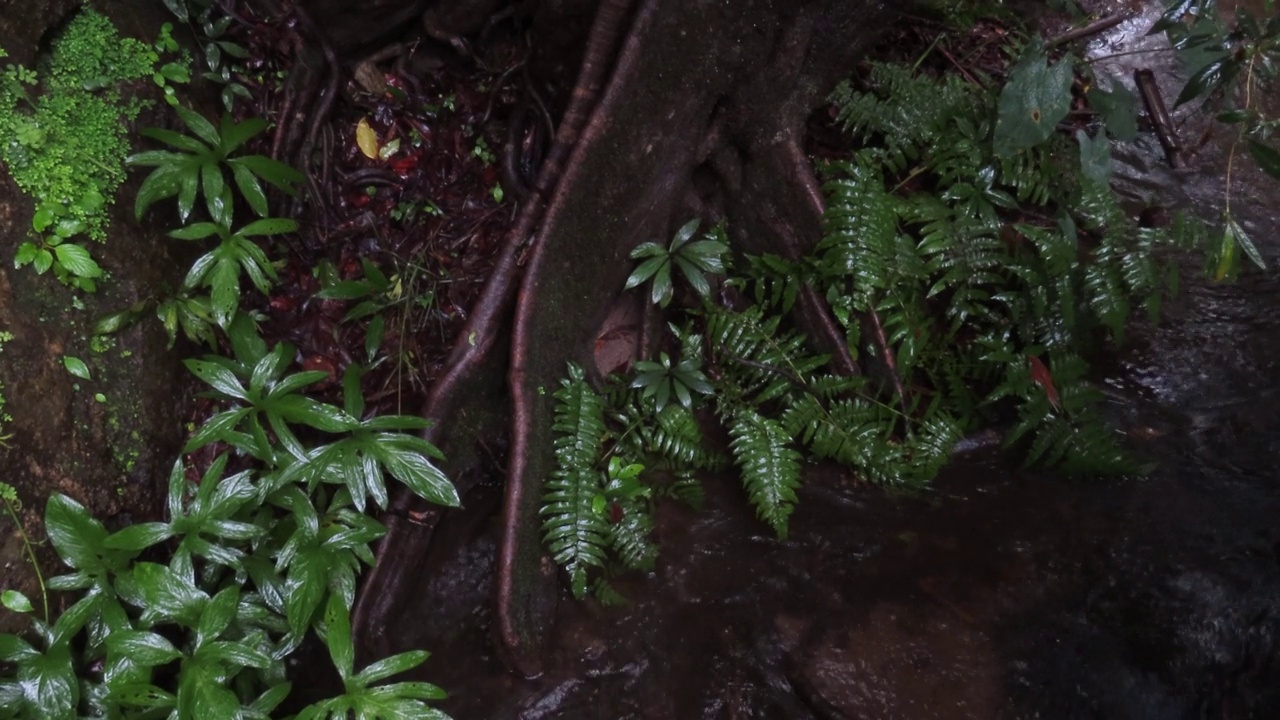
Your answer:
106,682 -> 175,710
323,593 -> 354,680
195,586 -> 240,647
185,358 -> 248,400
202,162 -> 232,228
625,255 -> 667,290
53,244 -> 102,278
283,549 -> 328,636
651,258 -> 673,307
271,395 -> 356,432
178,164 -> 200,221
1086,80 -> 1138,142
1175,56 -> 1238,107
175,105 -> 221,147
228,155 -> 304,193
62,355 -> 91,380
44,494 -> 109,571
137,127 -> 207,153
672,256 -> 710,298
231,160 -> 269,217
372,441 -> 459,507
627,241 -> 666,259
20,645 -> 77,720
220,116 -> 267,154
104,522 -> 173,551
239,217 -> 299,236
33,249 -> 53,274
197,639 -> 273,669
105,630 -> 183,667
1248,139 -> 1280,180
209,257 -> 241,327
1076,130 -> 1112,187
993,44 -> 1074,156
128,562 -> 208,626
0,633 -> 36,661
1225,212 -> 1265,271
1,590 -> 32,613
184,407 -> 251,452
352,650 -> 431,686
670,218 -> 700,249
169,222 -> 223,240
134,165 -> 186,220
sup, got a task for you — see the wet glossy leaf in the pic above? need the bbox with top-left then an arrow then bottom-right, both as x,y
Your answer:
1175,56 -> 1238,106
104,522 -> 174,551
20,646 -> 77,720
175,105 -> 221,147
1,590 -> 32,613
105,630 -> 183,666
352,649 -> 431,686
185,358 -> 248,400
45,494 -> 109,571
53,244 -> 102,278
1248,139 -> 1280,180
62,355 -> 91,380
994,44 -> 1074,155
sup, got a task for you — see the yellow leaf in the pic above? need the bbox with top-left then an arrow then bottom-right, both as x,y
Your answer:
355,117 -> 379,159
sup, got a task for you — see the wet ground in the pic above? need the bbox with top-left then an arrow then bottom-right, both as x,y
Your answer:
378,3 -> 1280,718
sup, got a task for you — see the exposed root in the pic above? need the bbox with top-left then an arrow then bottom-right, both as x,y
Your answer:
502,0 -> 650,676
351,0 -> 642,662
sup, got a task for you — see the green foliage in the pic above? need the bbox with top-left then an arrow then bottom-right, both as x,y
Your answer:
629,348 -> 714,412
5,67 -> 453,719
993,42 -> 1075,156
540,363 -> 610,599
161,0 -> 254,111
1150,0 -> 1279,273
0,9 -> 161,291
541,51 -> 1221,597
169,217 -> 296,327
129,107 -> 303,226
0,331 -> 456,719
625,219 -> 729,307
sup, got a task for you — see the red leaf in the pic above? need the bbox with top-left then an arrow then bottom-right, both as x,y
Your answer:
1027,355 -> 1060,410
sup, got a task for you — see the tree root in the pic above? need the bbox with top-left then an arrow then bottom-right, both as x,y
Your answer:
351,0 -> 640,663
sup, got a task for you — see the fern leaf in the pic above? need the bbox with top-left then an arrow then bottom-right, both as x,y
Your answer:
540,362 -> 609,598
608,502 -> 657,571
726,406 -> 802,539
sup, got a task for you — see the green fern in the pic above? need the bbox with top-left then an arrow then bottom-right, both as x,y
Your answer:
539,362 -> 609,599
724,405 -> 803,538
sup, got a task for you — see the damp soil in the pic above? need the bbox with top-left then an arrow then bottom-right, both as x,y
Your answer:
367,3 -> 1280,718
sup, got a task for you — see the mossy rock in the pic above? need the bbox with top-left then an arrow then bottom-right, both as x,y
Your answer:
0,0 -> 189,632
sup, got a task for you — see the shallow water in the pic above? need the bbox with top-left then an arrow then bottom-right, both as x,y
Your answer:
383,3 -> 1280,717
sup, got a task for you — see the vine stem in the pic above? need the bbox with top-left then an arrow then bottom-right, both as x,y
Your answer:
1223,50 -> 1260,221
1,494 -> 48,622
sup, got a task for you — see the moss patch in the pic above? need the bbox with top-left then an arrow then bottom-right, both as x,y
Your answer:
0,8 -> 155,290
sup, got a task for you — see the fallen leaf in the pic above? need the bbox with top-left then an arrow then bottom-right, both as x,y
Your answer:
356,117 -> 379,159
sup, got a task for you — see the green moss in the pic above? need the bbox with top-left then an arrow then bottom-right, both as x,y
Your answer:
0,9 -> 158,291
0,10 -> 152,236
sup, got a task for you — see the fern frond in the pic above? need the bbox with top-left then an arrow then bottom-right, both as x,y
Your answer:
540,362 -> 609,598
725,405 -> 802,538
667,469 -> 704,509
640,403 -> 725,470
608,503 -> 657,571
